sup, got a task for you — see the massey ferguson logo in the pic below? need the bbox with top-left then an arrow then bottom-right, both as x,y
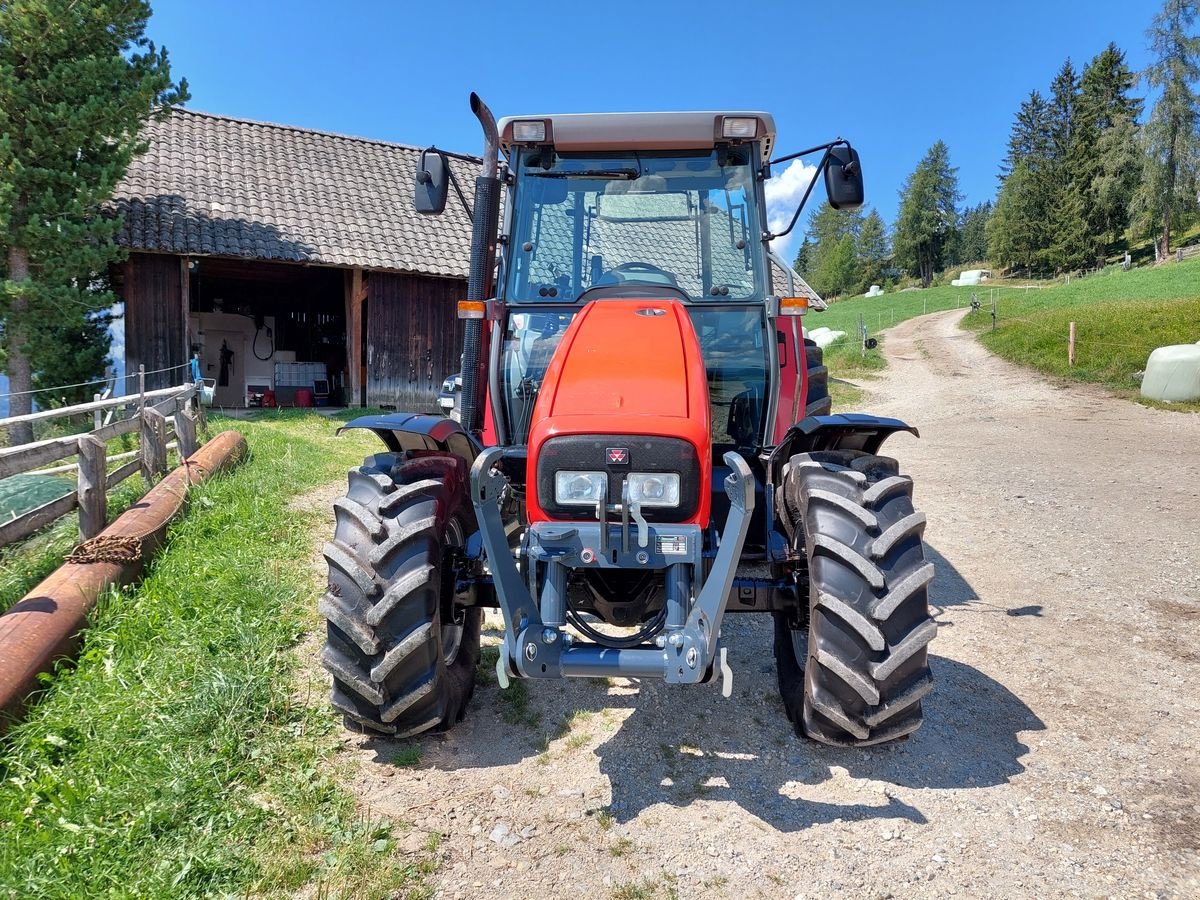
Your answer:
607,448 -> 629,464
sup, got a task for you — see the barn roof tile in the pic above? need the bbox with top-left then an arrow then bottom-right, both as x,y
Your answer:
111,108 -> 478,278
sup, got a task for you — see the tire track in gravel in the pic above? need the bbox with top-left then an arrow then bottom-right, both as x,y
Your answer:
324,310 -> 1199,899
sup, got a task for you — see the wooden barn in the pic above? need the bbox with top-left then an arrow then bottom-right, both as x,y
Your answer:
110,109 -> 477,408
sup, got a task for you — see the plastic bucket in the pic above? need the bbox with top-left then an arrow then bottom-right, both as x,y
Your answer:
295,388 -> 314,407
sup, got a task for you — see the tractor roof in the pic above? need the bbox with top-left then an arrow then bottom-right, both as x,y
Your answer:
498,111 -> 776,158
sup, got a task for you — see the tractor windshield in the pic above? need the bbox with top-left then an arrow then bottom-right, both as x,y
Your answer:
504,148 -> 766,303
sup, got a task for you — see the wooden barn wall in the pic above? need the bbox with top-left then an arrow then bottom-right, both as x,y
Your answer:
122,252 -> 184,391
366,274 -> 465,411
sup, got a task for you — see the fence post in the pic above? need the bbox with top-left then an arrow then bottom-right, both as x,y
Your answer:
137,364 -> 146,424
174,397 -> 198,458
77,435 -> 107,540
141,407 -> 168,484
1068,322 -> 1077,367
93,393 -> 102,431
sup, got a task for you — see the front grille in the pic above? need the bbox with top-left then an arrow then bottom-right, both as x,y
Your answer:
535,434 -> 701,522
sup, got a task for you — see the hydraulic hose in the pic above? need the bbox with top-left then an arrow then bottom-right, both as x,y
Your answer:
460,93 -> 501,437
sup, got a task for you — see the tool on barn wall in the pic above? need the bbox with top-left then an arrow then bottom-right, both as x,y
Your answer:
218,340 -> 233,387
252,313 -> 275,361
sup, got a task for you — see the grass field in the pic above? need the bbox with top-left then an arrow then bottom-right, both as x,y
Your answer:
0,410 -> 435,899
814,256 -> 1200,410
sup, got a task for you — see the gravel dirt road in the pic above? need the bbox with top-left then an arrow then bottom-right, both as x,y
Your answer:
327,310 -> 1200,899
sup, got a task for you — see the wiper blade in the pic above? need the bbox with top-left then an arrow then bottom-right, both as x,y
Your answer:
527,169 -> 639,179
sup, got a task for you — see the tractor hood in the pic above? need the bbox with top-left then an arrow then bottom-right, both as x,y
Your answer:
529,299 -> 709,425
525,299 -> 712,524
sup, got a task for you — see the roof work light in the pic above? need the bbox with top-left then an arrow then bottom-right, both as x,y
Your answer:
511,120 -> 548,143
721,116 -> 759,140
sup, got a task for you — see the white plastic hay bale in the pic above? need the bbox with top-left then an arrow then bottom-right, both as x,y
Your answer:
805,327 -> 847,350
864,284 -> 884,297
1140,344 -> 1200,402
950,269 -> 989,287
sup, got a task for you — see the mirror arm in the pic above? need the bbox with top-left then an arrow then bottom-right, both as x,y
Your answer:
763,139 -> 848,242
766,138 -> 849,169
447,163 -> 474,223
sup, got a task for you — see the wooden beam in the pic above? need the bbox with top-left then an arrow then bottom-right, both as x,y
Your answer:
0,493 -> 78,547
0,383 -> 190,429
105,458 -> 143,491
141,407 -> 169,484
346,268 -> 365,407
180,256 -> 191,365
77,436 -> 107,541
174,401 -> 198,458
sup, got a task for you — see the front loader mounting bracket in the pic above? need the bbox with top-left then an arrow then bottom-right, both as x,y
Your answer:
470,446 -> 755,687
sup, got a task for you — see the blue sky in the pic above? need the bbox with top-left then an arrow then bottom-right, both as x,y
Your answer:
147,0 -> 1164,258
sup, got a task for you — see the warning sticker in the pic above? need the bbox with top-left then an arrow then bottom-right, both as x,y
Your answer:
656,535 -> 688,555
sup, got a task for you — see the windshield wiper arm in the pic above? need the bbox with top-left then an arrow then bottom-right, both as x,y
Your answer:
527,169 -> 639,179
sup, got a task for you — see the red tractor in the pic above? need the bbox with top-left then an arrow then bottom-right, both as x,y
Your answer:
320,97 -> 935,746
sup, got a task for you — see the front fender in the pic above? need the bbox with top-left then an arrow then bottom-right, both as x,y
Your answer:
338,412 -> 482,464
768,413 -> 919,481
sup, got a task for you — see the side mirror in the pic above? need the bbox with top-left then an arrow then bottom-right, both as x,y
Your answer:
825,146 -> 864,210
414,148 -> 450,215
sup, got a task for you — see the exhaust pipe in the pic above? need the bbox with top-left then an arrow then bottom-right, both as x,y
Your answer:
460,93 -> 501,437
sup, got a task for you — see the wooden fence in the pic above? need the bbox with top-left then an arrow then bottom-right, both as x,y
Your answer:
0,373 -> 206,548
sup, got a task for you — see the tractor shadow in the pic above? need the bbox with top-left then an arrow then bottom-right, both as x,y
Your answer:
925,543 -> 1044,624
363,543 -> 1043,834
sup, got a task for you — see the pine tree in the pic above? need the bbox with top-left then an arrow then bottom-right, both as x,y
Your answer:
989,162 -> 1047,272
792,237 -> 814,278
1000,91 -> 1054,181
0,1 -> 187,443
1067,44 -> 1143,264
857,209 -> 890,290
799,205 -> 864,298
1131,0 -> 1200,258
957,202 -> 993,265
894,142 -> 961,287
994,89 -> 1056,272
1044,59 -> 1092,271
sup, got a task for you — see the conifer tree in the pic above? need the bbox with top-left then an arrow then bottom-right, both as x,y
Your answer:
856,209 -> 890,290
0,0 -> 187,442
1131,0 -> 1200,258
894,142 -> 961,287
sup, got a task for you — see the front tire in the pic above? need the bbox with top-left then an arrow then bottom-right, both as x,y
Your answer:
775,450 -> 935,745
319,452 -> 481,737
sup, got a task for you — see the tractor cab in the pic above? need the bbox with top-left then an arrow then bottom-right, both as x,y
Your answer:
494,112 -> 780,460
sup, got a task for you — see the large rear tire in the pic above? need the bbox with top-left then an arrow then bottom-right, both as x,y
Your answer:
774,450 -> 935,746
804,338 -> 832,417
319,452 -> 481,737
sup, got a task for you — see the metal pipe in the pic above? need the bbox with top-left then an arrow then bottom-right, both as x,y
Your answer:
664,563 -> 691,629
560,645 -> 666,678
459,93 -> 502,437
539,559 -> 567,628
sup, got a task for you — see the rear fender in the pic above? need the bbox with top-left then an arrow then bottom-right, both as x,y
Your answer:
339,412 -> 482,467
768,413 -> 919,484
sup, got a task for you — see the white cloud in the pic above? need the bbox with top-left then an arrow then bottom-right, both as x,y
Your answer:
764,159 -> 819,263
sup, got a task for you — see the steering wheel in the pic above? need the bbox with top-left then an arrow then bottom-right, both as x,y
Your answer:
600,261 -> 679,286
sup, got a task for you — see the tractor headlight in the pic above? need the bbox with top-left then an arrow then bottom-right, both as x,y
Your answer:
626,472 -> 681,507
554,471 -> 608,506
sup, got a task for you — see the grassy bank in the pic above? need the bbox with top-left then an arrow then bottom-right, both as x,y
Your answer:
965,294 -> 1200,409
0,411 -> 433,899
814,256 -> 1200,410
